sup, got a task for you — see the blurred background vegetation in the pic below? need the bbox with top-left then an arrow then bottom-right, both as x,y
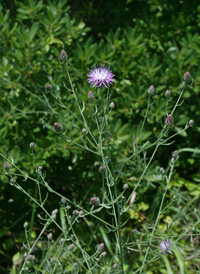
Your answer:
0,0 -> 200,273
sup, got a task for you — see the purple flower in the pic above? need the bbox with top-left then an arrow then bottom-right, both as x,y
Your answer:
87,65 -> 115,88
159,239 -> 172,254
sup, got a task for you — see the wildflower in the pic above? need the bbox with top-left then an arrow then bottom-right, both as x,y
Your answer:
68,243 -> 75,251
30,142 -> 35,149
54,122 -> 62,132
45,83 -> 52,92
60,50 -> 68,62
110,102 -> 115,109
159,239 -> 172,254
165,90 -> 171,97
88,91 -> 95,100
189,119 -> 194,127
97,243 -> 104,252
166,114 -> 174,127
4,162 -> 10,171
102,251 -> 107,257
99,165 -> 106,173
183,72 -> 191,81
90,197 -> 100,206
87,64 -> 115,88
148,85 -> 155,96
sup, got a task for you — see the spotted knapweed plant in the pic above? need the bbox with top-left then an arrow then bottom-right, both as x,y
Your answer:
1,53 -> 199,274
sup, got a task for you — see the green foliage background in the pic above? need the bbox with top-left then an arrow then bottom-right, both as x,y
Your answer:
0,0 -> 200,272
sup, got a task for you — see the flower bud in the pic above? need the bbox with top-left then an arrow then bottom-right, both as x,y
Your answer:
61,197 -> 66,204
79,210 -> 83,216
45,83 -> 52,92
97,243 -> 104,252
172,150 -> 178,158
72,210 -> 79,216
166,114 -> 174,127
68,243 -> 75,251
110,102 -> 115,109
82,128 -> 87,134
160,167 -> 165,174
189,119 -> 194,127
90,197 -> 100,206
24,222 -> 28,228
183,72 -> 191,81
66,205 -> 71,210
4,162 -> 10,171
99,165 -> 106,173
88,91 -> 94,100
54,122 -> 62,132
47,233 -> 53,240
123,183 -> 128,190
30,142 -> 35,149
52,209 -> 58,215
113,263 -> 118,269
60,50 -> 68,62
165,90 -> 171,97
102,251 -> 107,257
148,85 -> 155,96
10,178 -> 15,183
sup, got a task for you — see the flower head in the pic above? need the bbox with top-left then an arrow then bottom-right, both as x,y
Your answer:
87,65 -> 115,88
159,239 -> 172,254
166,114 -> 174,127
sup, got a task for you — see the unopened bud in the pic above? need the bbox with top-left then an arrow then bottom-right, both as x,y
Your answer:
30,142 -> 35,149
123,183 -> 128,190
90,197 -> 100,206
110,102 -> 115,109
45,83 -> 52,92
165,90 -> 171,97
10,178 -> 15,183
4,162 -> 10,171
99,165 -> 106,173
88,91 -> 94,100
72,210 -> 79,216
160,167 -> 165,174
189,119 -> 194,127
82,128 -> 87,134
24,222 -> 28,228
166,114 -> 174,127
54,122 -> 62,132
47,233 -> 53,240
52,209 -> 58,215
183,72 -> 191,81
102,251 -> 107,257
148,85 -> 155,96
60,50 -> 68,62
61,197 -> 66,204
68,243 -> 75,251
97,243 -> 104,252
113,263 -> 118,269
79,210 -> 83,216
172,150 -> 178,158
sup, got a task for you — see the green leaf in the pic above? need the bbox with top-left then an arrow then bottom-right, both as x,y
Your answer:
29,22 -> 39,40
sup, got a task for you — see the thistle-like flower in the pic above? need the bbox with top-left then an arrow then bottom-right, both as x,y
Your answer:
87,65 -> 115,88
166,114 -> 174,127
159,239 -> 172,254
